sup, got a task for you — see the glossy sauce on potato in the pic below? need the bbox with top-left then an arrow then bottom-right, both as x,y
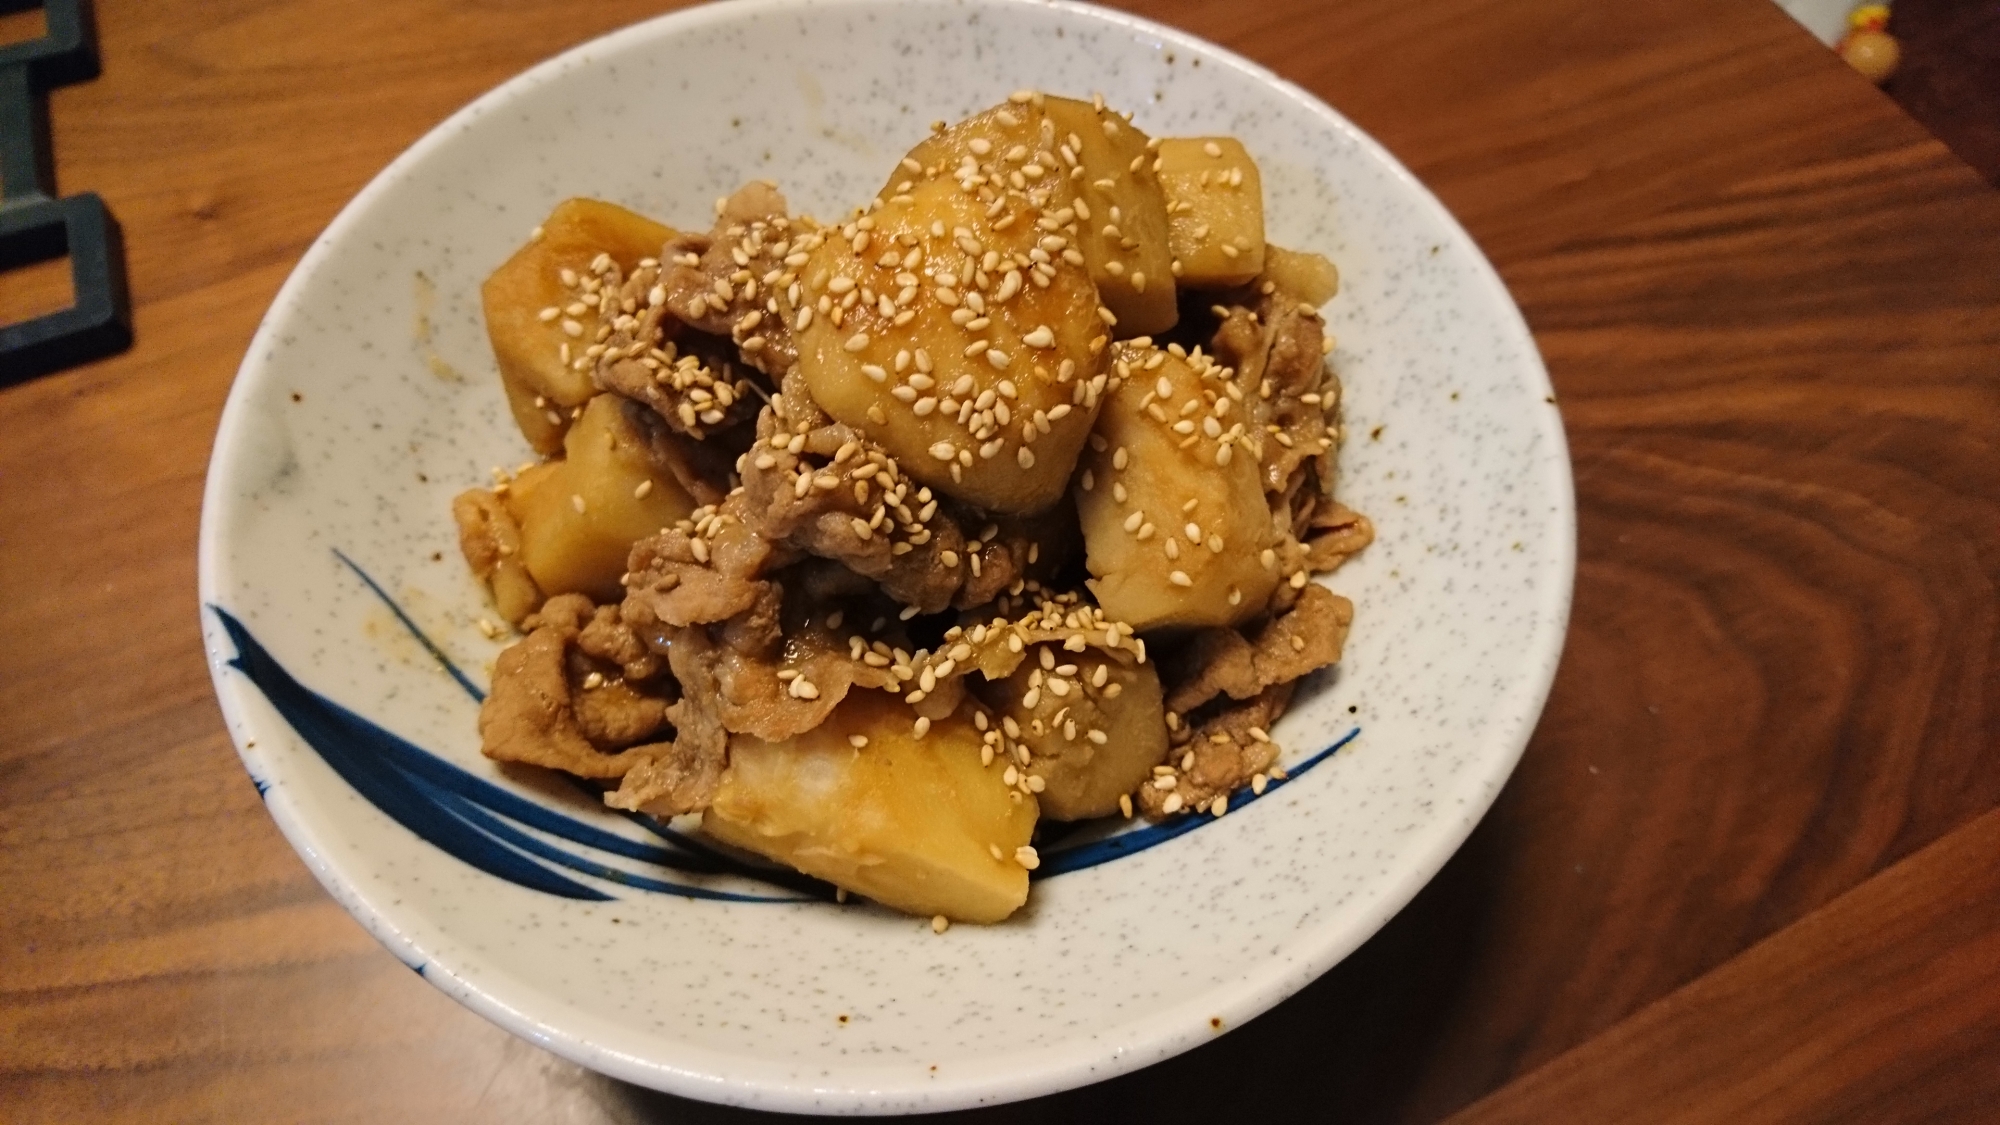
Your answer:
481,198 -> 678,452
1157,137 -> 1265,290
982,645 -> 1167,820
795,102 -> 1112,514
703,690 -> 1038,923
504,396 -> 697,602
1077,341 -> 1279,630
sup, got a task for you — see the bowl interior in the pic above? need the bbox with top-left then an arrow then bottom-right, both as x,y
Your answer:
200,0 -> 1572,1112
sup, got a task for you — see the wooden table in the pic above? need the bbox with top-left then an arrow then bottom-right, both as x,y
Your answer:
4,0 -> 1997,1120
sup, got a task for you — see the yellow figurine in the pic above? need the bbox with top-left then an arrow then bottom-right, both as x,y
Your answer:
1838,3 -> 1900,84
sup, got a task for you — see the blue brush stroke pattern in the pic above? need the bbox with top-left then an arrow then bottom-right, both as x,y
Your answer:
212,605 -> 811,904
213,549 -> 1364,906
334,548 -> 488,703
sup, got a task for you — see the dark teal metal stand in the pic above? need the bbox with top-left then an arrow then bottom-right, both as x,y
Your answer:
0,0 -> 131,384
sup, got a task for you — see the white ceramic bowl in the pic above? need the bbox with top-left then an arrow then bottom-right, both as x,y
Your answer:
199,0 -> 1573,1113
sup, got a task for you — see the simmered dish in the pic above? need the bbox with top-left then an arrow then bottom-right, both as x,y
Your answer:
454,92 -> 1373,926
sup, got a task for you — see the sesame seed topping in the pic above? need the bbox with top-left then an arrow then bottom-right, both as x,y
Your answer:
1169,570 -> 1193,587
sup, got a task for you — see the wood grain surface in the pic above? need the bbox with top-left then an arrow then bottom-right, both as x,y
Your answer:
2,0 -> 1997,1122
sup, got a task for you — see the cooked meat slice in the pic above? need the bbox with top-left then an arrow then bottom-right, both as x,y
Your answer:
951,505 -> 1081,610
1160,584 -> 1355,716
1206,282 -> 1369,612
452,488 -> 543,625
596,348 -> 762,445
638,414 -> 747,511
1136,684 -> 1293,819
671,613 -> 895,744
949,586 -> 1152,684
657,182 -> 816,379
1303,502 -> 1375,573
576,243 -> 766,443
575,599 -> 663,682
605,659 -> 730,818
1209,288 -> 1337,501
621,498 -> 780,631
733,374 -> 974,613
478,594 -> 674,780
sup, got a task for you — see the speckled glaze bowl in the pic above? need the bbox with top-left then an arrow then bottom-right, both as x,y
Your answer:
198,0 -> 1573,1113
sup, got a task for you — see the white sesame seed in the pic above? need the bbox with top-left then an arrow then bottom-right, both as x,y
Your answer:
1014,845 -> 1041,870
1162,793 -> 1184,814
844,332 -> 871,352
1169,570 -> 1192,587
633,480 -> 654,500
929,441 -> 957,461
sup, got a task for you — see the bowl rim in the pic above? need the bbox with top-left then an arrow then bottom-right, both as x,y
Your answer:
198,0 -> 1576,1111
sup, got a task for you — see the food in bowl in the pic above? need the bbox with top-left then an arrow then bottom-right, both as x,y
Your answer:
452,91 -> 1373,925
